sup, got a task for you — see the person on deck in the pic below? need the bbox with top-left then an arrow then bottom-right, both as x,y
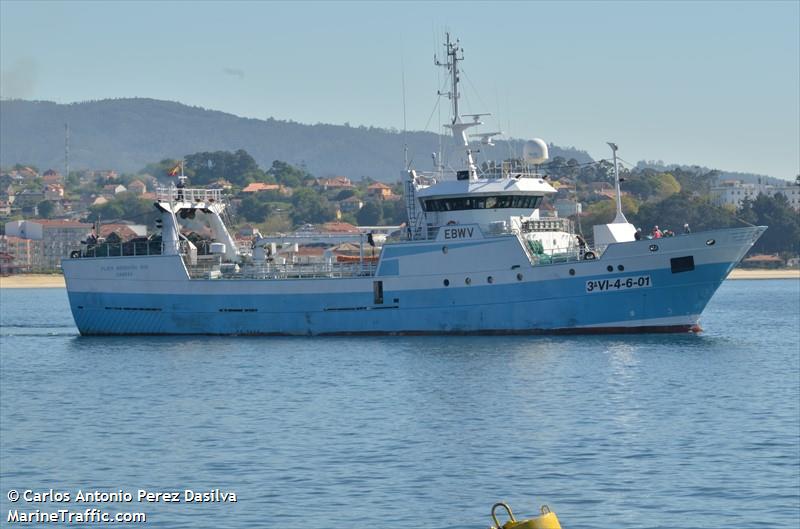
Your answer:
652,225 -> 663,239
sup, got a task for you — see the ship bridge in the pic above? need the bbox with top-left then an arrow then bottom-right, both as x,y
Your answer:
415,176 -> 558,233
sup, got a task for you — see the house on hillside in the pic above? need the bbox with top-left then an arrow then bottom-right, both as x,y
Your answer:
316,176 -> 353,190
338,195 -> 364,213
740,254 -> 785,269
14,189 -> 44,208
128,179 -> 147,195
241,182 -> 292,196
238,225 -> 262,238
367,182 -> 393,200
98,222 -> 147,242
209,179 -> 233,191
44,184 -> 65,200
16,167 -> 39,180
102,184 -> 127,196
320,221 -> 360,234
42,169 -> 63,185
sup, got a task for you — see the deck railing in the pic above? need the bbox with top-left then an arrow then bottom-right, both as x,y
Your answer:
155,186 -> 224,203
185,260 -> 378,280
77,241 -> 165,258
521,218 -> 574,233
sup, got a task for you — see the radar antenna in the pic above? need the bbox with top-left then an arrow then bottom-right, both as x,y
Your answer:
435,33 -> 486,181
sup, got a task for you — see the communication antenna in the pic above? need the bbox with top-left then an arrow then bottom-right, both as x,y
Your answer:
64,123 -> 69,179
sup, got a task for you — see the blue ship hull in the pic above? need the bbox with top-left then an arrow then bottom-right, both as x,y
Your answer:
62,227 -> 764,336
66,263 -> 723,335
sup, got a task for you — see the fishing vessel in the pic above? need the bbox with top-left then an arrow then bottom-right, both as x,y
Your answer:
62,35 -> 765,335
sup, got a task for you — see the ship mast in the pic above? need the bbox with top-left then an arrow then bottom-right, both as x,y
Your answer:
607,142 -> 628,223
436,33 -> 482,181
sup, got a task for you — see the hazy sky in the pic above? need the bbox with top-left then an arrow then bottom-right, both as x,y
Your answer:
1,0 -> 798,179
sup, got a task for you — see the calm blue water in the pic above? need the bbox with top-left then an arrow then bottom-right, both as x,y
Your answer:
1,280 -> 798,529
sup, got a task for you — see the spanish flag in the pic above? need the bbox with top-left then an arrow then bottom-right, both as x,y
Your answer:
168,163 -> 181,177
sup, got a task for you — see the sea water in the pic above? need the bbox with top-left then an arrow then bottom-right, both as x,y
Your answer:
1,280 -> 798,528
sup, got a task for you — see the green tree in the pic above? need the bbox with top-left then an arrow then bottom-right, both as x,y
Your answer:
579,196 -> 640,238
184,150 -> 266,186
238,194 -> 272,223
632,192 -> 734,234
267,160 -> 312,188
623,169 -> 681,201
87,192 -> 158,227
381,199 -> 407,225
356,201 -> 383,225
290,188 -> 335,226
738,193 -> 800,254
140,158 -> 191,180
335,189 -> 356,201
37,200 -> 56,219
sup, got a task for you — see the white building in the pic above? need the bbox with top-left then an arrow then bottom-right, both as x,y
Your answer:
770,183 -> 800,211
5,219 -> 93,271
710,181 -> 761,208
711,180 -> 800,211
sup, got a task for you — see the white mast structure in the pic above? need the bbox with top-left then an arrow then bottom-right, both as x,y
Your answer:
592,141 -> 637,247
607,142 -> 627,223
436,33 -> 484,181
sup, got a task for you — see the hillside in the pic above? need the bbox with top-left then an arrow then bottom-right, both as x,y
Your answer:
0,98 -> 592,181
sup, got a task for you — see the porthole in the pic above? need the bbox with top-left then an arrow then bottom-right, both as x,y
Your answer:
465,277 -> 472,285
607,265 -> 613,272
516,273 -> 523,281
569,269 -> 575,276
487,276 -> 494,284
442,246 -> 448,254
443,279 -> 450,286
649,244 -> 659,252
706,239 -> 715,246
617,265 -> 624,271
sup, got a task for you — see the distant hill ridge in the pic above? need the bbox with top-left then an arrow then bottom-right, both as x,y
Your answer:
0,98 -> 592,181
635,161 -> 782,187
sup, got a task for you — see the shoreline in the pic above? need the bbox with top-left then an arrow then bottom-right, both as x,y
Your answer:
1,268 -> 798,289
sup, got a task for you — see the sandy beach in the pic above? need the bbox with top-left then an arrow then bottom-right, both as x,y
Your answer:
726,269 -> 800,280
1,268 -> 798,289
1,274 -> 67,289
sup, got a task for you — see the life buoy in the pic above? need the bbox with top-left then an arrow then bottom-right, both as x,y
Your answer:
70,250 -> 81,258
583,251 -> 596,260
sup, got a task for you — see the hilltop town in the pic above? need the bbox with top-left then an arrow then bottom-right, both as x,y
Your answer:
1,149 -> 798,274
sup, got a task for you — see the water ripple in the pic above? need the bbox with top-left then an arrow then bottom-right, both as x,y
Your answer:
1,281 -> 798,528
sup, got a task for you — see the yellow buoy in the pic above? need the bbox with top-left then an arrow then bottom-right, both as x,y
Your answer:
490,502 -> 562,529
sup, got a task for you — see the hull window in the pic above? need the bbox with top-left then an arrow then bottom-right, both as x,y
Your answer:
670,256 -> 695,274
373,281 -> 384,304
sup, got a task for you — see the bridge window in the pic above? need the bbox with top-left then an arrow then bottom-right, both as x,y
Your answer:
423,195 -> 542,212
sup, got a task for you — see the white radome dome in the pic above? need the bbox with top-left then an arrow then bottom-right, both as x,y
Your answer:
523,138 -> 549,164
